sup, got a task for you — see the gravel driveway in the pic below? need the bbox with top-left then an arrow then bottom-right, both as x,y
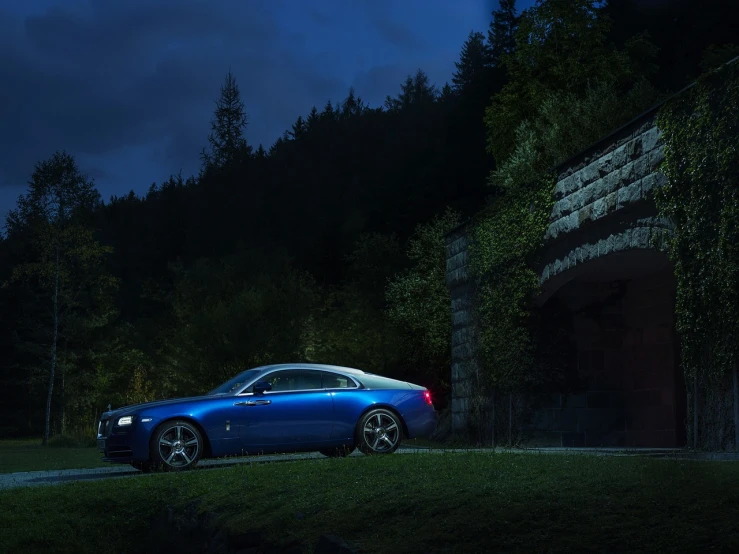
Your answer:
0,448 -> 434,490
1,446 -> 692,491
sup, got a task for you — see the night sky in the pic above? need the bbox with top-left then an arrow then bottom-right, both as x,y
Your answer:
0,0 -> 537,222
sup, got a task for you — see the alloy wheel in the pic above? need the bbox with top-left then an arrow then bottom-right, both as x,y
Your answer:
359,410 -> 401,454
156,423 -> 201,469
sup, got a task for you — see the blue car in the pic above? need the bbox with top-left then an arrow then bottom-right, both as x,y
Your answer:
96,363 -> 438,471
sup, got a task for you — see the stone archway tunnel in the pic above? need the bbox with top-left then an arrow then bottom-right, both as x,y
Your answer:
445,106 -> 688,447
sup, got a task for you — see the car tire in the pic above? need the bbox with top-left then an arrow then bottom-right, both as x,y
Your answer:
319,445 -> 355,458
150,420 -> 203,471
356,408 -> 403,455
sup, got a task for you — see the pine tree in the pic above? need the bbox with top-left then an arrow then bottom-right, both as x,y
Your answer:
452,31 -> 494,92
306,106 -> 320,130
439,82 -> 456,103
321,100 -> 336,121
290,116 -> 306,139
201,71 -> 250,170
340,87 -> 365,118
488,0 -> 519,65
384,69 -> 437,111
268,137 -> 286,156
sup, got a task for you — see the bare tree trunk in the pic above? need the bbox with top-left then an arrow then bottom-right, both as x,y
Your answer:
42,246 -> 60,446
733,362 -> 739,451
491,388 -> 496,447
61,361 -> 65,436
508,392 -> 513,447
61,338 -> 69,435
693,371 -> 698,450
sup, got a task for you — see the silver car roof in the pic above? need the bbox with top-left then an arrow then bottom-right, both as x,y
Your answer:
252,363 -> 367,375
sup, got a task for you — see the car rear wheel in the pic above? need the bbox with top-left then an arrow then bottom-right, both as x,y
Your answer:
319,445 -> 355,458
150,420 -> 203,471
356,409 -> 402,455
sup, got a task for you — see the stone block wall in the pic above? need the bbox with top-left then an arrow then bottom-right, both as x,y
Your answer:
540,114 -> 669,287
445,223 -> 477,434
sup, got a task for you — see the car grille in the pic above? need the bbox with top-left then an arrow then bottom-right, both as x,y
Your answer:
97,418 -> 111,438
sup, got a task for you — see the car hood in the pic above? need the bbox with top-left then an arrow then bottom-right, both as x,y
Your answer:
103,395 -> 220,418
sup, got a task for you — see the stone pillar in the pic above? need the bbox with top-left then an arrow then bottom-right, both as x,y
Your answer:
445,223 -> 477,434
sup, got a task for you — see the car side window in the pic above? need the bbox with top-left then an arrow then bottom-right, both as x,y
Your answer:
321,371 -> 358,389
266,370 -> 323,392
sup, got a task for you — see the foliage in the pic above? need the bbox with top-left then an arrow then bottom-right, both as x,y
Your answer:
306,233 -> 406,374
4,152 -> 117,442
469,181 -> 554,392
654,59 -> 739,448
169,257 -> 320,393
700,44 -> 739,72
386,209 -> 462,387
484,0 -> 658,166
492,77 -> 659,190
89,324 -> 161,409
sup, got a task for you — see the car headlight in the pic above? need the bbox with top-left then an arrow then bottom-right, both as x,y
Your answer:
117,416 -> 134,426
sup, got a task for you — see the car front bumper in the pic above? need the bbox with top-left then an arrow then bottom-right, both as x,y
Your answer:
97,414 -> 160,463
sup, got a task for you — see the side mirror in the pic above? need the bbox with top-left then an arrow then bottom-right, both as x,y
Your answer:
253,381 -> 272,395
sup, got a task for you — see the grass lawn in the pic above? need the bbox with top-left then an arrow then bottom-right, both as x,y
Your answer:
0,439 -> 106,474
1,452 -> 738,553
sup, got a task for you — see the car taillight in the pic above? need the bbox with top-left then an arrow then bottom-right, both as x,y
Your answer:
423,390 -> 432,405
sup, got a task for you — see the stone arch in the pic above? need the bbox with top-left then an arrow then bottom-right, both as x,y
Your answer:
537,213 -> 673,306
531,240 -> 686,447
445,106 -> 690,446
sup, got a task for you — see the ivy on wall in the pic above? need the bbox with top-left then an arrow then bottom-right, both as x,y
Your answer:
468,177 -> 554,394
654,58 -> 739,449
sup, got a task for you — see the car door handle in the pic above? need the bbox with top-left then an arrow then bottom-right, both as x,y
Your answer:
234,400 -> 272,406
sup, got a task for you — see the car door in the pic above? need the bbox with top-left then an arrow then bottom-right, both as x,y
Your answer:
238,369 -> 333,451
320,370 -> 361,441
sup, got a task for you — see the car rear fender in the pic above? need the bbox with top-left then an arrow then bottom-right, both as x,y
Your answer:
356,404 -> 409,439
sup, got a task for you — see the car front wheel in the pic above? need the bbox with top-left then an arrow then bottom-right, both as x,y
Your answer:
356,409 -> 402,455
150,420 -> 203,471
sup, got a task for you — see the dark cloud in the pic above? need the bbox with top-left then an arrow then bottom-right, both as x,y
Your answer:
1,1 -> 284,187
307,8 -> 335,26
364,6 -> 426,51
0,0 -> 509,219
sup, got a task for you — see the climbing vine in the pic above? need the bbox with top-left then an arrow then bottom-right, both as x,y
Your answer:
654,59 -> 739,449
468,179 -> 554,394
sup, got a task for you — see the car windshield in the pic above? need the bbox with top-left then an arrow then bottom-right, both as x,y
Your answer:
207,369 -> 263,395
